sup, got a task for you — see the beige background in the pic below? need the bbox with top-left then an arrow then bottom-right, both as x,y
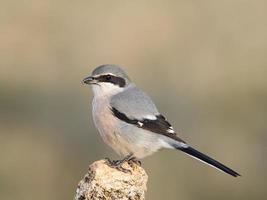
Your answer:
0,1 -> 266,200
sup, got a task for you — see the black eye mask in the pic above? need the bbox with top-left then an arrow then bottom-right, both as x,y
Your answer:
95,74 -> 126,87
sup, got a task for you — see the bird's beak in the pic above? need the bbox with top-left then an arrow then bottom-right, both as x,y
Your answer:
82,76 -> 97,85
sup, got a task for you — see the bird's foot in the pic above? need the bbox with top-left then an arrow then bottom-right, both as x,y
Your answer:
104,157 -> 132,174
128,157 -> 142,167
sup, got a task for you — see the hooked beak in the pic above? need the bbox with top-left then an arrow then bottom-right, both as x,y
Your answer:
82,76 -> 97,85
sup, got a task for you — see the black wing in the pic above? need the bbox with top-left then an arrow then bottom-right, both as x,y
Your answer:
111,107 -> 185,143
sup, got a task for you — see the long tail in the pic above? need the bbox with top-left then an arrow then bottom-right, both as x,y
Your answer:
175,145 -> 240,177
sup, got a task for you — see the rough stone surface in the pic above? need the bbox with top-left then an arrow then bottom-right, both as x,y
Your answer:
74,159 -> 148,200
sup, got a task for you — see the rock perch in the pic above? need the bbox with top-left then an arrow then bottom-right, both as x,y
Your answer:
74,159 -> 148,200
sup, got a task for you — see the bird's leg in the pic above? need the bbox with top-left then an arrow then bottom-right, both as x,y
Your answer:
105,154 -> 134,173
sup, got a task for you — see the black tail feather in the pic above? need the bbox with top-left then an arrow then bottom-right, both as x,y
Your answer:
178,146 -> 240,177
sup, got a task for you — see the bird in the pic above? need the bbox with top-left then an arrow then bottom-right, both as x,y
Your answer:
83,64 -> 240,177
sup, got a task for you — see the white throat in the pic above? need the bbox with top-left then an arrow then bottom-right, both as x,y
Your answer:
91,82 -> 124,98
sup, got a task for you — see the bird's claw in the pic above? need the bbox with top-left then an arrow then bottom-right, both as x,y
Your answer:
104,158 -> 132,174
128,157 -> 142,167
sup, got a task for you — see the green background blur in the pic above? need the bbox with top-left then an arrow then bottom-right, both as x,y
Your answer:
0,1 -> 266,200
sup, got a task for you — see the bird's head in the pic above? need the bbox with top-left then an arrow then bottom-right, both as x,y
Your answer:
83,64 -> 131,97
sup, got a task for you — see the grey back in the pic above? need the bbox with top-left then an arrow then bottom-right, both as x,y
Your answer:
110,84 -> 159,120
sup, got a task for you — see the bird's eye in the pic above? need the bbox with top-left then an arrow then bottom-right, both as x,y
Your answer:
105,75 -> 112,81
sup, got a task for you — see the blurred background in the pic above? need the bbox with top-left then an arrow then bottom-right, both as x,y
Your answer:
0,1 -> 266,200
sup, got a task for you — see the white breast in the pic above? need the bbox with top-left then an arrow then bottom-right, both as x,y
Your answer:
92,95 -> 133,156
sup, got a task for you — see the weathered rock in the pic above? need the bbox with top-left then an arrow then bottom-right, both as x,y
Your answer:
74,159 -> 148,200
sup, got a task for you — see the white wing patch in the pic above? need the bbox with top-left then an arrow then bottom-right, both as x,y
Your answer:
137,121 -> 144,127
167,126 -> 175,133
143,115 -> 157,120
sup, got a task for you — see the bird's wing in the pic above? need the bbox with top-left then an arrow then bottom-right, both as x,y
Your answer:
110,85 -> 185,143
111,85 -> 240,177
110,85 -> 159,119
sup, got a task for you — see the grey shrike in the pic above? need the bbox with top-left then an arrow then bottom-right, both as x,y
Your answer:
83,64 -> 240,177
